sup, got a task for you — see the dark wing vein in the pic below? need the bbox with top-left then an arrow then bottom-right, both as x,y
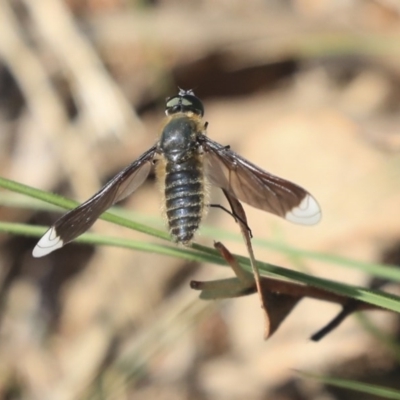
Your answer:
54,145 -> 157,244
201,136 -> 312,219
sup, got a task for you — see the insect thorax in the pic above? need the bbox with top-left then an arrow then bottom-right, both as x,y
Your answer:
158,114 -> 202,162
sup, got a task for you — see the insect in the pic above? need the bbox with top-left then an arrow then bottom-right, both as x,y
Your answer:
32,89 -> 321,258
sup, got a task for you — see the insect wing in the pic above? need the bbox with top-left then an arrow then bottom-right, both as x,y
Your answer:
202,137 -> 321,225
32,146 -> 157,258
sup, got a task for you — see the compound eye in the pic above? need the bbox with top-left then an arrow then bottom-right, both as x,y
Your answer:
165,91 -> 205,116
182,94 -> 204,116
165,96 -> 180,115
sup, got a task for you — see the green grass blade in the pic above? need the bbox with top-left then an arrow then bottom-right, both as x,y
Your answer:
251,238 -> 400,283
2,177 -> 400,284
298,371 -> 400,399
2,220 -> 400,314
0,222 -> 220,265
0,176 -> 170,241
2,176 -> 400,312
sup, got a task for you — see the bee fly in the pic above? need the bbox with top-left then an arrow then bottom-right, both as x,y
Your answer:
33,89 -> 321,258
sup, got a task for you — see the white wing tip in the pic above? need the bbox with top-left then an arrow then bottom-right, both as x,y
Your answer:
32,227 -> 64,258
285,195 -> 321,225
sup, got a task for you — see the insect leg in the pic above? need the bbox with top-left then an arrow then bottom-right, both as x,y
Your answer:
208,203 -> 253,238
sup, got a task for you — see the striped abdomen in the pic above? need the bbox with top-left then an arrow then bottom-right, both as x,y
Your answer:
164,156 -> 204,244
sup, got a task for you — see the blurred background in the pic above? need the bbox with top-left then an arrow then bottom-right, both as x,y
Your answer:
1,0 -> 400,399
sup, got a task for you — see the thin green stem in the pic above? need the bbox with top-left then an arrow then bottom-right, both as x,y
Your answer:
1,220 -> 400,313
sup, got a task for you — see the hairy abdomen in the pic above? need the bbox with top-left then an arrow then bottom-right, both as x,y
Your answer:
159,156 -> 205,244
